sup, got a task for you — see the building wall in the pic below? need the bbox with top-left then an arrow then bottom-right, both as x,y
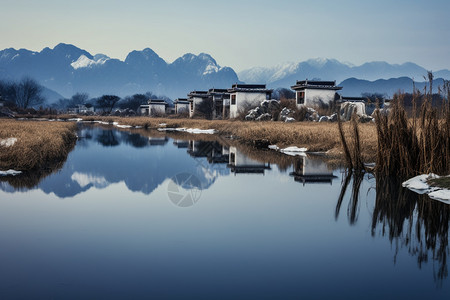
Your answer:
189,97 -> 206,117
303,89 -> 336,107
176,103 -> 189,114
149,104 -> 166,116
230,92 -> 268,118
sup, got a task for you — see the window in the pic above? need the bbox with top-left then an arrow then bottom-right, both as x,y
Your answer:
231,94 -> 236,105
297,91 -> 305,105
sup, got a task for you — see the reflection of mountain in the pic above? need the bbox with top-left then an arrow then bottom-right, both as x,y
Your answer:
0,126 -> 231,198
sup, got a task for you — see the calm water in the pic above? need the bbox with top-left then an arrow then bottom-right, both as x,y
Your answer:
0,124 -> 448,299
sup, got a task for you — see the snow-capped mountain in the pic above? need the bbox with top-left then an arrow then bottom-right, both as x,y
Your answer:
0,43 -> 239,100
239,58 -> 450,89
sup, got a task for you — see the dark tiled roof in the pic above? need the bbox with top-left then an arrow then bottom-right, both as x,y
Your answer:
188,91 -> 210,98
228,83 -> 272,93
291,80 -> 342,91
149,99 -> 168,105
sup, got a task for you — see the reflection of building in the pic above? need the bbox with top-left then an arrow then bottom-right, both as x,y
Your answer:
290,156 -> 336,185
228,147 -> 271,174
187,141 -> 229,164
148,136 -> 168,146
173,139 -> 189,148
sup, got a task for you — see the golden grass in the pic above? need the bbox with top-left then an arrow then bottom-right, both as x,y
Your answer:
80,116 -> 379,162
0,119 -> 77,171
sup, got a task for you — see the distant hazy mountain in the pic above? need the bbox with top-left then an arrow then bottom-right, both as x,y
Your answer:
0,43 -> 239,100
239,58 -> 450,89
338,77 -> 446,97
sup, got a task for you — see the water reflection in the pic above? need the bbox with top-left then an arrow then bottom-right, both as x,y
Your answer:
0,124 -> 449,296
228,146 -> 271,174
336,171 -> 449,286
290,156 -> 336,185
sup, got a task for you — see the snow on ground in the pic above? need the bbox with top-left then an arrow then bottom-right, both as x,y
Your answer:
0,169 -> 22,176
269,145 -> 308,156
158,128 -> 216,134
402,174 -> 450,204
0,138 -> 17,147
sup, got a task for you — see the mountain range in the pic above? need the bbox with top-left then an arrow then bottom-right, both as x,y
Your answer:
239,58 -> 450,92
0,43 -> 449,102
0,43 -> 239,101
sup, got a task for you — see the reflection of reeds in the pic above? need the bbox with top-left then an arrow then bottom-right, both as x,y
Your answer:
335,170 -> 364,225
372,175 -> 449,286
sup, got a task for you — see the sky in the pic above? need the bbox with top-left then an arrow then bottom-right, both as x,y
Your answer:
1,0 -> 449,72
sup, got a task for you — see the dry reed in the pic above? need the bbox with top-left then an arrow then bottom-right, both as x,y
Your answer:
0,119 -> 77,171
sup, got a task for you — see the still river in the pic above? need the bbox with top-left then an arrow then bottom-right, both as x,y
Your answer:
0,124 -> 448,299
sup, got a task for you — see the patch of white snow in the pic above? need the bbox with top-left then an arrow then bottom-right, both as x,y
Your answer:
0,138 -> 17,147
0,169 -> 22,176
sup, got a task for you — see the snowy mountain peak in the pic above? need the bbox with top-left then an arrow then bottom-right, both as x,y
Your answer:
71,54 -> 108,69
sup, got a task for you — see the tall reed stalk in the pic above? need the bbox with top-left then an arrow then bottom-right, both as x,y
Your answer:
375,73 -> 450,177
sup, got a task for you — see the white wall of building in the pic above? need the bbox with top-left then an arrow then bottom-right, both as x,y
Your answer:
150,104 -> 166,116
176,103 -> 189,114
230,92 -> 268,119
303,89 -> 336,107
189,97 -> 206,117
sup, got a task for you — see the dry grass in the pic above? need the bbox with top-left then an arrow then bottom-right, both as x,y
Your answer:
80,116 -> 378,161
0,119 -> 77,171
375,92 -> 449,177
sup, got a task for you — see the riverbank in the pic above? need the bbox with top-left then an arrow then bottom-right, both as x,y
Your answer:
0,119 -> 77,172
79,116 -> 379,162
1,116 -> 378,172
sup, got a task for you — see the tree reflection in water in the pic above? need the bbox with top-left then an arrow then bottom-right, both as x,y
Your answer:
337,171 -> 449,286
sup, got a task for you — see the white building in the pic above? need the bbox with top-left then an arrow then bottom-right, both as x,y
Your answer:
174,98 -> 189,114
187,91 -> 209,118
140,99 -> 168,116
227,84 -> 273,119
208,88 -> 229,119
291,80 -> 342,108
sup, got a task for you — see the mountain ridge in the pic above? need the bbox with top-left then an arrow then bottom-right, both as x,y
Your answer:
0,43 -> 239,99
1,44 -> 449,101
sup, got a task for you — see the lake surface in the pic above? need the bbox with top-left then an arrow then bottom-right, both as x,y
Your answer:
0,124 -> 448,299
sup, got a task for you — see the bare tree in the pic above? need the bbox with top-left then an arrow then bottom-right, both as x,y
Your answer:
69,92 -> 89,107
12,77 -> 44,109
96,95 -> 120,114
196,98 -> 214,119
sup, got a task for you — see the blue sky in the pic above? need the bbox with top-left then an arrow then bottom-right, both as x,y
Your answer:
1,0 -> 449,71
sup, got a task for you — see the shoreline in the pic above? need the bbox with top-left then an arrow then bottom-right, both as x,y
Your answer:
1,116 -> 378,172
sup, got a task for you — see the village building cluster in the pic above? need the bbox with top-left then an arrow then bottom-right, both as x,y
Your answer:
135,79 -> 375,119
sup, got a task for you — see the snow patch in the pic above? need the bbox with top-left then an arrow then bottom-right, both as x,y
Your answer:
71,54 -> 108,69
0,138 -> 17,147
115,124 -> 132,128
158,127 -> 216,134
0,169 -> 22,176
268,145 -> 308,156
402,174 -> 450,204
